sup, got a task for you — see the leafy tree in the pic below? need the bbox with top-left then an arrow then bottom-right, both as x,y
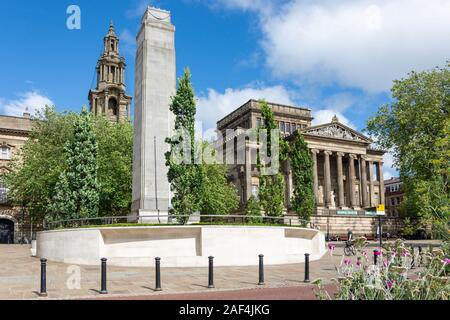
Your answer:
6,107 -> 77,225
258,100 -> 286,217
289,132 -> 315,224
94,116 -> 133,216
166,68 -> 202,222
367,65 -> 450,240
245,196 -> 262,223
199,142 -> 239,215
48,107 -> 99,221
6,107 -> 133,225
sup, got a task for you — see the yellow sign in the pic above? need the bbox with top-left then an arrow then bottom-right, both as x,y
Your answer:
376,204 -> 385,212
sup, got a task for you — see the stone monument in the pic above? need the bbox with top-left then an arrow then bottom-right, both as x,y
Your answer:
132,7 -> 176,221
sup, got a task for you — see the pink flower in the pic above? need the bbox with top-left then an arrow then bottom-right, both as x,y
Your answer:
442,258 -> 450,265
403,251 -> 410,257
383,260 -> 389,267
362,251 -> 368,258
328,244 -> 336,251
344,259 -> 352,266
391,251 -> 397,257
386,280 -> 395,289
374,250 -> 381,256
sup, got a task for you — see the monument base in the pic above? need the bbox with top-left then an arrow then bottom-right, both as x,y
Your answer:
130,210 -> 170,224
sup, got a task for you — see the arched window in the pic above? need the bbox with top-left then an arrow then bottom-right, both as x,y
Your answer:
108,97 -> 118,116
0,146 -> 10,160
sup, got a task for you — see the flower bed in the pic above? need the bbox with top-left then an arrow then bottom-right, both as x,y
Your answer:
315,239 -> 449,300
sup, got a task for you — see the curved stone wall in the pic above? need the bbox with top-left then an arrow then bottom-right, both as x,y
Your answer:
37,226 -> 326,267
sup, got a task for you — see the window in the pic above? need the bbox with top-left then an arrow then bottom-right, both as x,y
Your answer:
251,185 -> 259,198
280,121 -> 285,133
286,123 -> 291,134
111,40 -> 115,51
0,146 -> 11,160
256,118 -> 261,128
108,97 -> 118,116
391,198 -> 395,206
291,123 -> 297,133
0,176 -> 8,204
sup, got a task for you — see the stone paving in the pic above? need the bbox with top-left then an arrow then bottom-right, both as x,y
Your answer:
0,242 -> 433,300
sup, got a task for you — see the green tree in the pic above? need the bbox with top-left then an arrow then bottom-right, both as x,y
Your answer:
48,107 -> 100,221
6,107 -> 77,225
367,65 -> 450,240
166,68 -> 202,222
94,116 -> 133,216
245,196 -> 262,223
199,142 -> 239,215
258,100 -> 286,217
7,107 -> 134,225
289,132 -> 315,224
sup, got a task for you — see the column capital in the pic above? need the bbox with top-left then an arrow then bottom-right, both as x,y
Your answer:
311,149 -> 320,154
336,152 -> 345,157
348,154 -> 357,159
323,150 -> 333,156
361,155 -> 368,161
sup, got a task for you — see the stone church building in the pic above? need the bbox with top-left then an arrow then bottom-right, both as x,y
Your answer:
217,100 -> 401,236
88,23 -> 132,122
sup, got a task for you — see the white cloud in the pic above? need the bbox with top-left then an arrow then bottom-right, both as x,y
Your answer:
382,151 -> 398,180
212,0 -> 450,93
196,85 -> 296,130
0,91 -> 53,117
312,109 -> 356,129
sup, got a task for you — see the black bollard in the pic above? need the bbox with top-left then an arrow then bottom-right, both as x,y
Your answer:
410,246 -> 415,269
208,256 -> 215,289
100,258 -> 108,294
39,259 -> 48,297
373,250 -> 378,265
304,253 -> 310,283
155,257 -> 162,291
258,255 -> 265,285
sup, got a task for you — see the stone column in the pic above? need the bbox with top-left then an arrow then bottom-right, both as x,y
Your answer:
245,139 -> 252,202
311,149 -> 320,204
361,156 -> 369,208
284,160 -> 292,208
132,7 -> 176,219
348,154 -> 357,208
368,161 -> 374,207
324,151 -> 332,207
379,162 -> 385,206
336,152 -> 345,208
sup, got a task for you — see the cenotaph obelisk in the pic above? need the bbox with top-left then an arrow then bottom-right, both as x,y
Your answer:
132,6 -> 176,221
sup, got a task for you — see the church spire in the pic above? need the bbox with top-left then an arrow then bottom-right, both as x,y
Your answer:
88,23 -> 132,123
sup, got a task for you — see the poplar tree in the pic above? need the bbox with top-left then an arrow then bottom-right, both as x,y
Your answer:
166,68 -> 202,222
48,107 -> 99,221
258,101 -> 286,217
289,132 -> 315,224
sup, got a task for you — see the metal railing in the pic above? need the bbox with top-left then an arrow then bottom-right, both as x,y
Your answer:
43,214 -> 317,231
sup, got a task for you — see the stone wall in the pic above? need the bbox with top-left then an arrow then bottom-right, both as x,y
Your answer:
310,215 -> 404,237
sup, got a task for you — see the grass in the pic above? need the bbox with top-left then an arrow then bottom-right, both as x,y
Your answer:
56,221 -> 306,229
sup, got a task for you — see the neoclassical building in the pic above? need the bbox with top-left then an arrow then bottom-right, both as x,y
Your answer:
88,23 -> 132,122
217,100 -> 394,235
0,111 -> 32,244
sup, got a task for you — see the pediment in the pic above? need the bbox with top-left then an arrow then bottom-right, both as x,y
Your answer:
302,122 -> 372,144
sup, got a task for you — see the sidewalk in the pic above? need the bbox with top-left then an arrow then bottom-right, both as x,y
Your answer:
0,244 -> 426,300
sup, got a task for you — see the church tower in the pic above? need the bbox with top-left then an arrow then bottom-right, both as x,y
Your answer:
89,22 -> 132,122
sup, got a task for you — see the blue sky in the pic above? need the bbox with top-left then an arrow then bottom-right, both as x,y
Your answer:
1,0 -> 450,178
